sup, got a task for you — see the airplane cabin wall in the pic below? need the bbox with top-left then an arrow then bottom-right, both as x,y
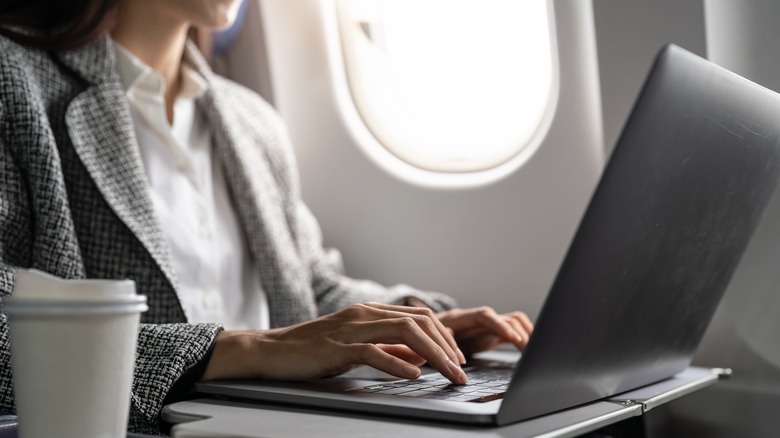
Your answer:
592,0 -> 707,153
664,1 -> 780,436
223,0 -> 780,435
244,0 -> 604,319
594,1 -> 780,436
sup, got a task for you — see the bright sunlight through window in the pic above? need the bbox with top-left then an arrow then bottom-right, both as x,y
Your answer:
336,0 -> 554,173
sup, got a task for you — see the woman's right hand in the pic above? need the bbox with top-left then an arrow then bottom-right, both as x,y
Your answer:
200,303 -> 469,384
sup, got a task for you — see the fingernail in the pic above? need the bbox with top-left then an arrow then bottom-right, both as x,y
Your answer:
448,360 -> 468,384
404,364 -> 421,379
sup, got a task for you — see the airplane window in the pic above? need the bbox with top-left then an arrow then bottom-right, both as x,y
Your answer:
336,0 -> 555,173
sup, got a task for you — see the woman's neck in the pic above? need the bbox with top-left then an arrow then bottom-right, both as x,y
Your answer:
111,4 -> 190,124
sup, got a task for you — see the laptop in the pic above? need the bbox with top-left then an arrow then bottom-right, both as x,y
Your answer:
197,45 -> 780,426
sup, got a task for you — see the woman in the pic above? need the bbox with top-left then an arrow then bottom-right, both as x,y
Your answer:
0,0 -> 533,434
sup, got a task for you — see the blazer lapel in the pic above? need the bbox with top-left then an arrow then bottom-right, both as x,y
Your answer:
200,90 -> 318,327
184,42 -> 317,326
58,37 -> 180,293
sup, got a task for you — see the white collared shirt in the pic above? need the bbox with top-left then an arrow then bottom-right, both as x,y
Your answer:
113,42 -> 269,330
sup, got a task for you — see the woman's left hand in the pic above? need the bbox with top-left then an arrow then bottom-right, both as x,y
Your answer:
437,307 -> 534,357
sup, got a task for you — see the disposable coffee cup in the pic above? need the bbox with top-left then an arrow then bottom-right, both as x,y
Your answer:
2,269 -> 148,438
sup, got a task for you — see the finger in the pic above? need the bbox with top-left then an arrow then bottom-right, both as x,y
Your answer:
363,303 -> 465,365
365,303 -> 465,363
456,326 -> 489,339
471,307 -> 524,347
393,320 -> 468,384
513,311 -> 535,334
504,316 -> 528,349
340,304 -> 464,371
506,312 -> 533,336
356,319 -> 468,384
348,344 -> 422,380
462,333 -> 505,355
504,312 -> 534,350
377,344 -> 427,367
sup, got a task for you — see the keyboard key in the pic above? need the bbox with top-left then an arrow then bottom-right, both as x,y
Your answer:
354,361 -> 515,403
375,388 -> 416,395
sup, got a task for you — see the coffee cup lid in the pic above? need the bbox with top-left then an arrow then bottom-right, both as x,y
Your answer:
9,269 -> 137,302
3,270 -> 148,316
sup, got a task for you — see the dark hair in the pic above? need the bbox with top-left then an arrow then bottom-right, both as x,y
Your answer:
0,0 -> 119,51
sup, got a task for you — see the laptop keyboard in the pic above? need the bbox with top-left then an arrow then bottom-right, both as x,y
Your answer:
350,362 -> 514,403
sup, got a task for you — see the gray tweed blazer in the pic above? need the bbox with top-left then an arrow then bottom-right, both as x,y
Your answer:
0,34 -> 455,434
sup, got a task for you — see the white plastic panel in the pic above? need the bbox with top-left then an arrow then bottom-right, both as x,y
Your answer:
255,0 -> 604,317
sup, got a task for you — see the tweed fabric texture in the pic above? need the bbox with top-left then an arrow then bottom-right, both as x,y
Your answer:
0,34 -> 455,435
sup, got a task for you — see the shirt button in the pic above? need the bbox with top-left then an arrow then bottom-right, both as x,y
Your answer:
176,160 -> 189,172
198,224 -> 211,239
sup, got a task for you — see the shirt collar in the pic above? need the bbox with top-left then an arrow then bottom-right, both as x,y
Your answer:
112,41 -> 208,100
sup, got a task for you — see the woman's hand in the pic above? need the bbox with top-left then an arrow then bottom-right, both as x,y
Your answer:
437,307 -> 534,357
201,303 -> 468,384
